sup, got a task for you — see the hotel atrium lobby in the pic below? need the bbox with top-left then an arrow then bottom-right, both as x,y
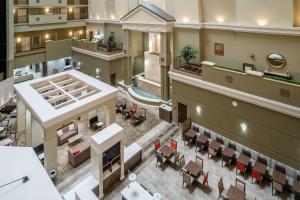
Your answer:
1,0 -> 300,200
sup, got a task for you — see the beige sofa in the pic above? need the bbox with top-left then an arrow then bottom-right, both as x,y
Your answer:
57,123 -> 78,146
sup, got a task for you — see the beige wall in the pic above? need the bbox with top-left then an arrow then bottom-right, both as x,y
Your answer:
294,0 -> 300,26
172,80 -> 300,170
202,0 -> 236,24
202,29 -> 300,81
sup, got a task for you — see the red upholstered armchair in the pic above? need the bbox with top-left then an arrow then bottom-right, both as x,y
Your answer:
236,162 -> 246,179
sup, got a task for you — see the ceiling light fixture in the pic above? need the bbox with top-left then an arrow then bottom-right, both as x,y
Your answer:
240,123 -> 248,132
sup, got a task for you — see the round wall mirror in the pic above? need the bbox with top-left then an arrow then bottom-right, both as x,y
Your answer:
266,53 -> 286,69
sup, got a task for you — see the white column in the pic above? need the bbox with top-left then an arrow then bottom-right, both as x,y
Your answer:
31,117 -> 44,147
105,100 -> 116,126
44,126 -> 58,172
25,109 -> 32,146
98,151 -> 104,199
17,99 -> 26,133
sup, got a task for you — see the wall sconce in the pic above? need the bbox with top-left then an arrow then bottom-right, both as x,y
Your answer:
232,101 -> 238,107
68,31 -> 73,36
257,19 -> 267,27
96,68 -> 100,79
110,15 -> 115,20
182,17 -> 189,23
45,34 -> 49,40
69,7 -> 73,12
79,30 -> 83,35
240,123 -> 248,132
45,8 -> 50,13
96,16 -> 100,20
216,16 -> 225,23
75,61 -> 81,70
13,9 -> 16,14
196,106 -> 202,114
16,37 -> 22,43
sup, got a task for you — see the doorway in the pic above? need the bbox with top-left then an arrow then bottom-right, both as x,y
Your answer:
178,102 -> 187,123
110,74 -> 116,86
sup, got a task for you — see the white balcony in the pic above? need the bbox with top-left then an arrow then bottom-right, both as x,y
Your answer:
28,0 -> 67,6
29,14 -> 67,25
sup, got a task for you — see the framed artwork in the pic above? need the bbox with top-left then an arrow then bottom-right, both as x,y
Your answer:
215,43 -> 224,56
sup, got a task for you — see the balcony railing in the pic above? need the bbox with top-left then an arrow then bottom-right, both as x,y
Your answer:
72,39 -> 123,55
28,13 -> 67,25
14,16 -> 28,24
67,13 -> 88,20
14,0 -> 28,5
15,43 -> 46,55
173,56 -> 202,76
68,0 -> 88,5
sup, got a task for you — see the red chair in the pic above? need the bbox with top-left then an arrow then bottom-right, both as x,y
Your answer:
170,139 -> 177,151
252,169 -> 263,189
154,140 -> 161,151
236,162 -> 246,179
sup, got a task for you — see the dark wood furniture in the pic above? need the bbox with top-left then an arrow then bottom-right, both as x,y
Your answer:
159,104 -> 172,123
227,185 -> 246,200
184,160 -> 202,177
68,144 -> 91,167
237,154 -> 250,166
222,146 -> 235,166
210,140 -> 221,151
159,145 -> 175,159
272,170 -> 287,185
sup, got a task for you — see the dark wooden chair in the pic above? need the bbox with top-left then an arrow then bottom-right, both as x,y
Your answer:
235,178 -> 246,193
116,98 -> 126,113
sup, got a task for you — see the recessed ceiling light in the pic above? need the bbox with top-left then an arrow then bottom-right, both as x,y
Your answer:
232,101 -> 238,107
240,123 -> 247,132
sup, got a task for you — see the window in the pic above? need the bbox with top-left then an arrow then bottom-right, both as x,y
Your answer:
31,35 -> 41,45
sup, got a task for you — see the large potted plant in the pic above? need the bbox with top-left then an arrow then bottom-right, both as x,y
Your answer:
107,34 -> 116,51
180,45 -> 198,69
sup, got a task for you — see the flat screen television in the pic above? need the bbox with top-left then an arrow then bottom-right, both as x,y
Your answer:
102,142 -> 120,167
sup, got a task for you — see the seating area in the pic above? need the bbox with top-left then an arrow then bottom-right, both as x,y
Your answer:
149,120 -> 300,200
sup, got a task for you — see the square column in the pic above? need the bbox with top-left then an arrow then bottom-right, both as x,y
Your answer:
105,99 -> 116,126
124,29 -> 133,87
44,126 -> 58,172
17,99 -> 26,133
160,32 -> 171,101
25,109 -> 32,146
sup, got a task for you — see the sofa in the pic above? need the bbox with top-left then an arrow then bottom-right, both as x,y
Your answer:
57,123 -> 78,146
68,144 -> 91,167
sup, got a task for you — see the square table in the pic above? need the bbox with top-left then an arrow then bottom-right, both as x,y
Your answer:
67,133 -> 84,145
294,179 -> 300,193
223,147 -> 235,159
197,134 -> 208,145
227,185 -> 246,200
159,145 -> 175,158
210,140 -> 221,151
184,160 -> 202,177
253,161 -> 267,175
184,129 -> 196,139
272,170 -> 286,185
237,154 -> 250,166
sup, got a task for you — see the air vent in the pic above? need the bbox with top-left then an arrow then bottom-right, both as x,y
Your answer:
58,16 -> 62,20
36,0 -> 39,3
225,75 -> 233,83
280,88 -> 290,98
36,17 -> 40,21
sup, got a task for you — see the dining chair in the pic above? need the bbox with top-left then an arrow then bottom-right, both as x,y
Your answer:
170,139 -> 177,151
235,178 -> 246,193
257,156 -> 268,166
208,146 -> 217,162
236,161 -> 246,179
197,171 -> 209,193
195,138 -> 203,152
252,169 -> 263,189
154,139 -> 161,151
228,143 -> 237,151
169,152 -> 180,169
218,177 -> 228,200
275,165 -> 286,174
204,130 -> 211,138
182,172 -> 194,190
242,150 -> 251,158
272,180 -> 284,196
179,155 -> 186,175
156,152 -> 167,167
196,155 -> 204,169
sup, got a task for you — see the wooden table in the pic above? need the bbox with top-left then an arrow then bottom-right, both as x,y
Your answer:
227,185 -> 246,200
272,170 -> 286,185
294,179 -> 300,193
67,133 -> 83,145
197,134 -> 208,145
223,147 -> 235,158
184,129 -> 196,139
253,161 -> 267,175
159,145 -> 175,158
210,140 -> 221,151
184,160 -> 202,177
237,154 -> 250,166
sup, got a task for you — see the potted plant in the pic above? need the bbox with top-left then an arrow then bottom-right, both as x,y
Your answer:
107,34 -> 116,51
180,45 -> 198,69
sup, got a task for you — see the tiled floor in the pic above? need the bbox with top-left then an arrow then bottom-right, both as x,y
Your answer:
105,130 -> 294,200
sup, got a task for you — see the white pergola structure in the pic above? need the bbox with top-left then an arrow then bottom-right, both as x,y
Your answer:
15,70 -> 118,172
91,123 -> 124,198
